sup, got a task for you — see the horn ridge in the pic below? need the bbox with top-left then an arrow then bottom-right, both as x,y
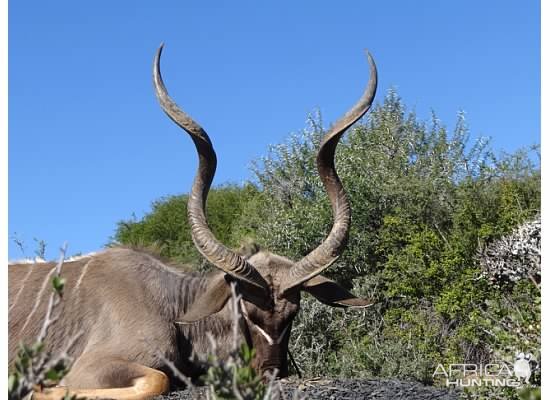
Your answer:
282,50 -> 378,292
153,44 -> 268,292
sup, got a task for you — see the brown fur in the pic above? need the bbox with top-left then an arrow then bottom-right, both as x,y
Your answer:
9,246 -> 369,397
9,248 -> 234,388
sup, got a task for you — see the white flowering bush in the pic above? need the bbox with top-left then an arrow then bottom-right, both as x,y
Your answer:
478,216 -> 541,287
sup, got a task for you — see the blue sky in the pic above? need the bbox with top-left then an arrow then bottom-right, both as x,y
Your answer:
8,0 -> 540,260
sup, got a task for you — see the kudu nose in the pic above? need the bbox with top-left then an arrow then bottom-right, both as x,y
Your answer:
261,367 -> 281,380
260,360 -> 288,379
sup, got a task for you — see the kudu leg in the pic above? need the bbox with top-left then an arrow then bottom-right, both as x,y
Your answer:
32,358 -> 170,400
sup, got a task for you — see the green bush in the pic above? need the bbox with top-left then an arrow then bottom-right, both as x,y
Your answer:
203,343 -> 267,400
114,184 -> 260,267
249,90 -> 540,388
112,90 -> 540,397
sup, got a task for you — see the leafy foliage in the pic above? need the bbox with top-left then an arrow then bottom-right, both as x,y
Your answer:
250,90 -> 540,393
112,90 -> 540,397
203,343 -> 267,400
114,184 -> 260,268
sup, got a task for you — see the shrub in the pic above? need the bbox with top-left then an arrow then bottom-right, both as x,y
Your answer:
114,184 -> 260,268
110,90 -> 540,398
249,90 -> 540,388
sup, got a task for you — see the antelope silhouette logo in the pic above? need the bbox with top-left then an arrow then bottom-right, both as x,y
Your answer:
513,352 -> 533,383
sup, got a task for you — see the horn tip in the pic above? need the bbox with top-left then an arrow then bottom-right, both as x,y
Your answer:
363,49 -> 375,64
155,42 -> 165,60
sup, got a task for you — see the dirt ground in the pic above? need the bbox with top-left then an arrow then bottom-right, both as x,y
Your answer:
154,377 -> 462,399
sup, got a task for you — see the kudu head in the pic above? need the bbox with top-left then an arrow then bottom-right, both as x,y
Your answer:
153,44 -> 377,377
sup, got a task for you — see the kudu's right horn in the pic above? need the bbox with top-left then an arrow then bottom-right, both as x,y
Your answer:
153,44 -> 268,293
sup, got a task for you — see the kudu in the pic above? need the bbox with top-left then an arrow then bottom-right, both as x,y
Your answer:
8,45 -> 378,399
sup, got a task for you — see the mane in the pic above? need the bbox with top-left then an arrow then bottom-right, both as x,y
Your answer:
8,257 -> 47,265
107,244 -> 197,273
8,251 -> 100,266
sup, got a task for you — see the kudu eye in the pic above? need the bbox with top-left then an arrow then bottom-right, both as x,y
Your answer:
238,282 -> 273,310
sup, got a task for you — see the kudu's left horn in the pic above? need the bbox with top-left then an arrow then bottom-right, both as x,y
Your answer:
281,50 -> 378,293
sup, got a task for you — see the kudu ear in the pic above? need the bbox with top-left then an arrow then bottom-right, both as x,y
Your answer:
302,275 -> 372,308
177,272 -> 232,323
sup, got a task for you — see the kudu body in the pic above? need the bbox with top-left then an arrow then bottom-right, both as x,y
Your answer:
8,45 -> 378,399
